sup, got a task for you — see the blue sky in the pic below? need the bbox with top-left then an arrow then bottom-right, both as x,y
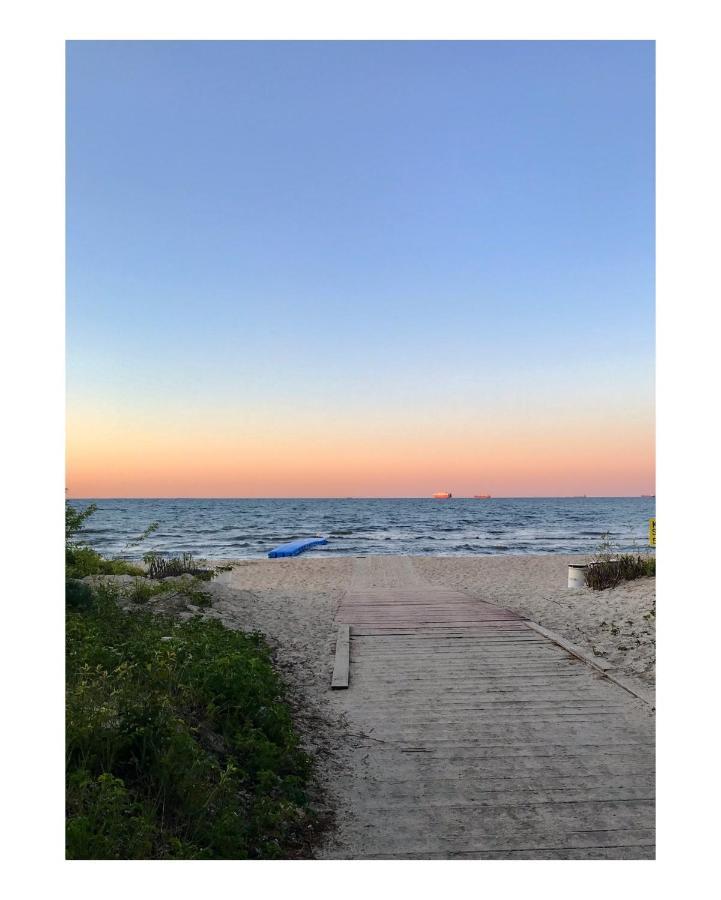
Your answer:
66,41 -> 655,496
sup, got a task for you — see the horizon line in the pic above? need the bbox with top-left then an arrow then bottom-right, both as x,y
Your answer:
66,495 -> 656,501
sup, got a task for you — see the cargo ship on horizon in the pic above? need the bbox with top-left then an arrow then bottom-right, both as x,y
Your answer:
432,491 -> 452,499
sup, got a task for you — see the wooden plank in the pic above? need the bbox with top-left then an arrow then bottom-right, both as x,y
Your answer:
323,557 -> 654,859
604,672 -> 655,707
331,624 -> 350,689
524,621 -> 614,671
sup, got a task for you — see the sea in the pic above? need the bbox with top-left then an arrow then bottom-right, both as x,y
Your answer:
68,497 -> 656,560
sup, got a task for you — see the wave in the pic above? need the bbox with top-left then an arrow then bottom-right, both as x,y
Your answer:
69,498 -> 654,560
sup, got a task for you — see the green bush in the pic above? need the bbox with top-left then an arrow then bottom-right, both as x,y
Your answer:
66,501 -> 98,545
64,501 -> 317,857
585,553 -> 656,591
66,587 -> 316,858
66,772 -> 156,859
65,502 -> 143,579
66,579 -> 95,611
124,577 -> 212,608
66,545 -> 144,580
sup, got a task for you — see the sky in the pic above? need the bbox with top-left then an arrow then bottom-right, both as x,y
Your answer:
66,40 -> 655,498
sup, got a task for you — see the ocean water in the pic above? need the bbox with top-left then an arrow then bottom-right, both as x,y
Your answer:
68,497 -> 656,559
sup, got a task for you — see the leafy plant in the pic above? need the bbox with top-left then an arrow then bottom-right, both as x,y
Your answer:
66,502 -> 144,579
66,579 -> 95,611
65,509 -> 323,857
66,501 -> 98,546
125,521 -> 160,549
66,772 -> 155,859
66,585 -> 319,859
125,577 -> 211,608
66,546 -> 145,580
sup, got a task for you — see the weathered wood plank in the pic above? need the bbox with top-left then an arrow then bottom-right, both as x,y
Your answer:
603,671 -> 655,707
331,624 -> 350,689
524,621 -> 613,671
321,560 -> 654,859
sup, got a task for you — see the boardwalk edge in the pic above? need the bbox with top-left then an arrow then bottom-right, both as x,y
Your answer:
524,620 -> 655,707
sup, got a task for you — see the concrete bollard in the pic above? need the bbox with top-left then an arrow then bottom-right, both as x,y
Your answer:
568,564 -> 588,589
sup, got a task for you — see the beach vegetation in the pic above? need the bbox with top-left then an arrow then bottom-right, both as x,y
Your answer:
66,545 -> 145,579
124,576 -> 212,608
584,533 -> 656,590
66,582 -> 319,858
125,521 -> 160,549
66,501 -> 98,544
66,501 -> 144,578
66,578 -> 95,611
144,552 -> 215,581
65,503 -> 320,858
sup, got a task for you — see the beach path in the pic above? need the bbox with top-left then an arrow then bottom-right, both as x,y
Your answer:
321,556 -> 655,860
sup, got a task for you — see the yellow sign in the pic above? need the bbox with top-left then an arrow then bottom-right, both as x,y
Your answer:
649,518 -> 656,546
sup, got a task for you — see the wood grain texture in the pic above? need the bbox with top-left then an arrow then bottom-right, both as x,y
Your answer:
321,557 -> 655,860
331,624 -> 350,689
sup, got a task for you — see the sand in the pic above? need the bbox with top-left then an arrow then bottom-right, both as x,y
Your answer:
203,554 -> 655,687
95,554 -> 653,856
413,555 -> 656,686
194,554 -> 655,856
200,558 -> 358,826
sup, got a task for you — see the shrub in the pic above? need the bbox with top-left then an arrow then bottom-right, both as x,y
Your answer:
65,502 -> 143,579
65,579 -> 95,611
65,506 -> 319,857
66,587 -> 317,858
66,545 -> 144,580
124,577 -> 212,608
66,772 -> 155,860
585,552 -> 656,591
66,501 -> 97,545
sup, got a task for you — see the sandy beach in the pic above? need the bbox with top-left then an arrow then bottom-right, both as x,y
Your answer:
62,38 -> 659,863
80,549 -> 657,859
195,553 -> 655,857
204,554 -> 655,687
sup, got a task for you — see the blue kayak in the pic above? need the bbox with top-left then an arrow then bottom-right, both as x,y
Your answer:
268,537 -> 328,558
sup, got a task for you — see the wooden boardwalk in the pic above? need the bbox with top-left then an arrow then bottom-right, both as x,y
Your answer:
321,558 -> 655,860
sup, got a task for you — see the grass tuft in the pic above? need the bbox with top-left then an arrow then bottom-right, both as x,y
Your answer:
585,553 -> 656,591
144,552 -> 215,581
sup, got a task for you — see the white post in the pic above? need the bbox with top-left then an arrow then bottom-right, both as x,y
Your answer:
568,564 -> 588,588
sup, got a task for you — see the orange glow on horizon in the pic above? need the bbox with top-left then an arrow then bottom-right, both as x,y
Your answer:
66,406 -> 655,498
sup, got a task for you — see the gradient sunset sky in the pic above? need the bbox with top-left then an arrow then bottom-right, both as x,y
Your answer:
66,40 -> 655,498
